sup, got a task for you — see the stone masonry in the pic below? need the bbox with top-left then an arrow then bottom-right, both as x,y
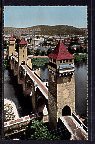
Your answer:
57,74 -> 75,118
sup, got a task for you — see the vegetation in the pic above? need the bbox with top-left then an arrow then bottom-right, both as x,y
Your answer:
4,59 -> 9,69
40,50 -> 46,56
47,48 -> 53,55
68,46 -> 87,54
32,49 -> 87,65
35,49 -> 41,56
26,120 -> 60,140
33,48 -> 52,56
4,25 -> 86,36
4,40 -> 9,49
32,57 -> 49,67
74,53 -> 87,63
27,48 -> 34,55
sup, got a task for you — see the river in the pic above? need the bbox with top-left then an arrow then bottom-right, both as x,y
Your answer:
4,69 -> 32,117
4,62 -> 87,117
75,62 -> 87,117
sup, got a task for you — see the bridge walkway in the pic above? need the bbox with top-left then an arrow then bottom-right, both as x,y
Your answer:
21,65 -> 48,99
60,116 -> 88,140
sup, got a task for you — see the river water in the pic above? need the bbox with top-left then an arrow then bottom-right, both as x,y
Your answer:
4,69 -> 32,117
75,62 -> 87,117
4,62 -> 87,117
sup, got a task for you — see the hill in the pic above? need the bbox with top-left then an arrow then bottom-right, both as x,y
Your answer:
4,25 -> 87,36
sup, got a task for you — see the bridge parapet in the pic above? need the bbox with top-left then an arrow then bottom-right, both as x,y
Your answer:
72,113 -> 87,132
4,114 -> 36,137
21,65 -> 48,99
13,61 -> 18,76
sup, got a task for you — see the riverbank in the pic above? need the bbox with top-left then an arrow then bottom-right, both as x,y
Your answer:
4,98 -> 19,122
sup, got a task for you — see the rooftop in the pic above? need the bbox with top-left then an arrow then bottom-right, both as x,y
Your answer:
19,39 -> 27,45
48,41 -> 73,60
9,35 -> 15,41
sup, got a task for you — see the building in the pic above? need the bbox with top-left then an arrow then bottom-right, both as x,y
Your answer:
8,36 -> 16,58
48,40 -> 75,129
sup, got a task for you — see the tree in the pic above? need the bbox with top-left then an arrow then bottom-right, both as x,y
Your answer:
47,48 -> 52,55
27,48 -> 34,55
27,120 -> 60,140
35,49 -> 41,56
40,50 -> 46,56
4,40 -> 9,49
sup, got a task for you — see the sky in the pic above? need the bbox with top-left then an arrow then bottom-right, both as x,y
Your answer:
4,6 -> 87,28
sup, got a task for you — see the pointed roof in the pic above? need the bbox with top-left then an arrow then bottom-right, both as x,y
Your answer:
19,39 -> 27,45
48,41 -> 73,60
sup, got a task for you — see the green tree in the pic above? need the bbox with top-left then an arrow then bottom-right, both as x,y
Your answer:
27,48 -> 34,55
28,120 -> 60,140
47,48 -> 52,55
40,50 -> 46,56
35,49 -> 41,56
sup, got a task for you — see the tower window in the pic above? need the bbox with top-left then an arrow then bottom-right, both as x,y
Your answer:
53,59 -> 56,63
60,60 -> 62,63
63,60 -> 65,63
23,55 -> 24,58
66,59 -> 68,62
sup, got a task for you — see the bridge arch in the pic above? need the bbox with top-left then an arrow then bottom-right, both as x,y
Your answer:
62,105 -> 71,116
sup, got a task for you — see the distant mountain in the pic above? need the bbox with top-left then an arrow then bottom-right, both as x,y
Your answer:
4,25 -> 87,36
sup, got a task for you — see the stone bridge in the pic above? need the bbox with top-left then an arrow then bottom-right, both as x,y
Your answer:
9,53 -> 48,114
7,52 -> 88,140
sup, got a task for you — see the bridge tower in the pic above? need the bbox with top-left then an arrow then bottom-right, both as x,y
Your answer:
48,40 -> 75,129
18,39 -> 27,66
8,35 -> 15,58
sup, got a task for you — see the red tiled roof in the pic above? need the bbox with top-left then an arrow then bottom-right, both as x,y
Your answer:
9,35 -> 15,41
19,39 -> 27,45
48,41 -> 73,60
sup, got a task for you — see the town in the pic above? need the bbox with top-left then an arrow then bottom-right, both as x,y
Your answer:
4,26 -> 88,140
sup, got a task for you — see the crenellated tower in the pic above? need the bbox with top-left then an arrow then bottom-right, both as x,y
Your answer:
48,40 -> 75,129
8,35 -> 16,58
18,39 -> 27,66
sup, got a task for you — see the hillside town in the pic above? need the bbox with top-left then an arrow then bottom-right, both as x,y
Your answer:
4,26 -> 87,59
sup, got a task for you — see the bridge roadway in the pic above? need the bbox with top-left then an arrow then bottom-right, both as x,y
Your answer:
60,116 -> 88,140
4,114 -> 88,140
21,65 -> 48,99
